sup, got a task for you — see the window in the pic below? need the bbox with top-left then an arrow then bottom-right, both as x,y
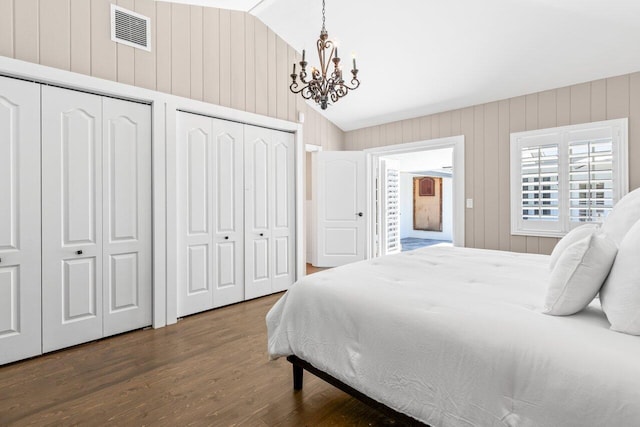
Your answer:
511,119 -> 628,237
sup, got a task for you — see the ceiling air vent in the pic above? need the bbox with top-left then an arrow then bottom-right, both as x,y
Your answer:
110,4 -> 151,51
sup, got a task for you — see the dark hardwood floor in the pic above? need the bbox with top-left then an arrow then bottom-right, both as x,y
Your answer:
0,266 -> 403,426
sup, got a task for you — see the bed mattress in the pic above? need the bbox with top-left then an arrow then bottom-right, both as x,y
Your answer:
267,246 -> 640,426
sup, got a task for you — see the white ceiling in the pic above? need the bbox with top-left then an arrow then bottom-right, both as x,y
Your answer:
154,0 -> 263,12
161,0 -> 640,131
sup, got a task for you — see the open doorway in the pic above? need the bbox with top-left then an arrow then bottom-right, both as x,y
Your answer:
367,136 -> 465,258
380,148 -> 454,252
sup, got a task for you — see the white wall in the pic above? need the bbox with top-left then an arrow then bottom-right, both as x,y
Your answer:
400,173 -> 453,241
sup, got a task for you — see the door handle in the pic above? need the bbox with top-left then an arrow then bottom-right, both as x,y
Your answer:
260,233 -> 264,237
225,236 -> 229,240
357,212 -> 363,217
76,250 -> 83,255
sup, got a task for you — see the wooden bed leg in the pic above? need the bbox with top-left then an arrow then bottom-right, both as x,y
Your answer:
293,364 -> 303,390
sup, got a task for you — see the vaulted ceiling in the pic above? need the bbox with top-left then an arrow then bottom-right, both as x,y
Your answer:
158,0 -> 640,131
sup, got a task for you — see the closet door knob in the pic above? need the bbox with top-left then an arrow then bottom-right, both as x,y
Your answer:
225,236 -> 229,240
260,233 -> 264,237
357,212 -> 364,217
76,250 -> 83,255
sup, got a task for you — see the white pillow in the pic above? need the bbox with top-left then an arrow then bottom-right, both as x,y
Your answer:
544,232 -> 618,316
549,224 -> 600,270
600,219 -> 640,335
601,187 -> 640,246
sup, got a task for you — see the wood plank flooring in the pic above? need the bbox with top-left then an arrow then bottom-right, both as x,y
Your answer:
0,269 -> 403,426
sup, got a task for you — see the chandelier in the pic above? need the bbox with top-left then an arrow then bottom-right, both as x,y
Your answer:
289,0 -> 360,110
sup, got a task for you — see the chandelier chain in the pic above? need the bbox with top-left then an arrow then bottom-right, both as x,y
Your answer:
321,0 -> 326,33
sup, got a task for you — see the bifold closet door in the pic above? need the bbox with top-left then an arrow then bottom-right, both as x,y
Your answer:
102,98 -> 152,337
0,76 -> 41,365
244,125 -> 296,299
42,87 -> 152,352
42,86 -> 104,352
177,112 -> 244,316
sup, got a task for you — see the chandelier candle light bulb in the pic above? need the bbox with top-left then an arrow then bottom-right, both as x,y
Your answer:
289,0 -> 360,110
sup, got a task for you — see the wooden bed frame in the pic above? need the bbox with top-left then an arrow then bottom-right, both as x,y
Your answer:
287,355 -> 428,426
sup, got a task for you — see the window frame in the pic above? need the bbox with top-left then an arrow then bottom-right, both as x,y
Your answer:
510,118 -> 628,238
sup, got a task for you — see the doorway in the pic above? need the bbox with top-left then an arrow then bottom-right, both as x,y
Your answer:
367,136 -> 465,258
379,148 -> 454,253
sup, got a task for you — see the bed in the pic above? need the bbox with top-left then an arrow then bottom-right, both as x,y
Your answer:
266,246 -> 640,426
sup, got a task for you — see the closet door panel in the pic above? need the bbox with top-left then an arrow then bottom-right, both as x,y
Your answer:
212,118 -> 244,307
244,125 -> 272,299
42,86 -> 103,353
177,112 -> 214,316
271,131 -> 296,292
0,76 -> 41,365
102,98 -> 152,337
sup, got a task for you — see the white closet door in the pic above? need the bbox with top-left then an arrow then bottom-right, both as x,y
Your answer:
245,125 -> 296,299
244,125 -> 273,299
0,77 -> 41,365
42,86 -> 103,352
102,98 -> 152,337
177,112 -> 215,316
211,118 -> 245,307
271,130 -> 296,293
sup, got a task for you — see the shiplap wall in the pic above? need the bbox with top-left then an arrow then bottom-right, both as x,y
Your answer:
345,73 -> 640,254
0,0 -> 344,151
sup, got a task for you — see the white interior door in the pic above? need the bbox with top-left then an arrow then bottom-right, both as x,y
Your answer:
177,112 -> 214,316
244,125 -> 273,299
102,98 -> 152,337
381,158 -> 401,255
211,118 -> 244,307
270,130 -> 296,293
0,76 -> 41,365
244,125 -> 296,299
314,151 -> 367,267
42,86 -> 103,352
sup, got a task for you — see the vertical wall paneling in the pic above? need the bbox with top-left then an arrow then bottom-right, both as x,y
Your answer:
155,2 -> 172,94
286,46 -> 296,122
133,0 -> 156,90
591,79 -> 607,122
70,0 -> 91,75
203,6 -> 220,105
171,4 -> 190,98
14,0 -> 39,63
90,0 -> 116,81
451,110 -> 461,136
218,9 -> 231,107
230,11 -> 245,111
0,0 -> 13,57
461,107 -> 474,248
630,73 -> 640,190
473,106 -> 485,248
40,0 -> 71,71
245,16 -> 256,114
254,18 -> 268,116
556,87 -> 571,126
498,100 -> 511,251
116,0 -> 135,85
266,29 -> 277,118
189,6 -> 203,101
275,36 -> 288,120
606,75 -> 630,120
570,83 -> 591,124
431,114 -> 440,139
483,102 -> 500,250
440,112 -> 452,138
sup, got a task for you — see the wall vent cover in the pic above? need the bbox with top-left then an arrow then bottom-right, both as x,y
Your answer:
111,4 -> 151,51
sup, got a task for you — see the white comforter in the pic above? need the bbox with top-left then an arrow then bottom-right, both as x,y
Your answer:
266,246 -> 640,426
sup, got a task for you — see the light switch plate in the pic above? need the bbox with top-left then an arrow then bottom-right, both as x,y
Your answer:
466,198 -> 473,208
